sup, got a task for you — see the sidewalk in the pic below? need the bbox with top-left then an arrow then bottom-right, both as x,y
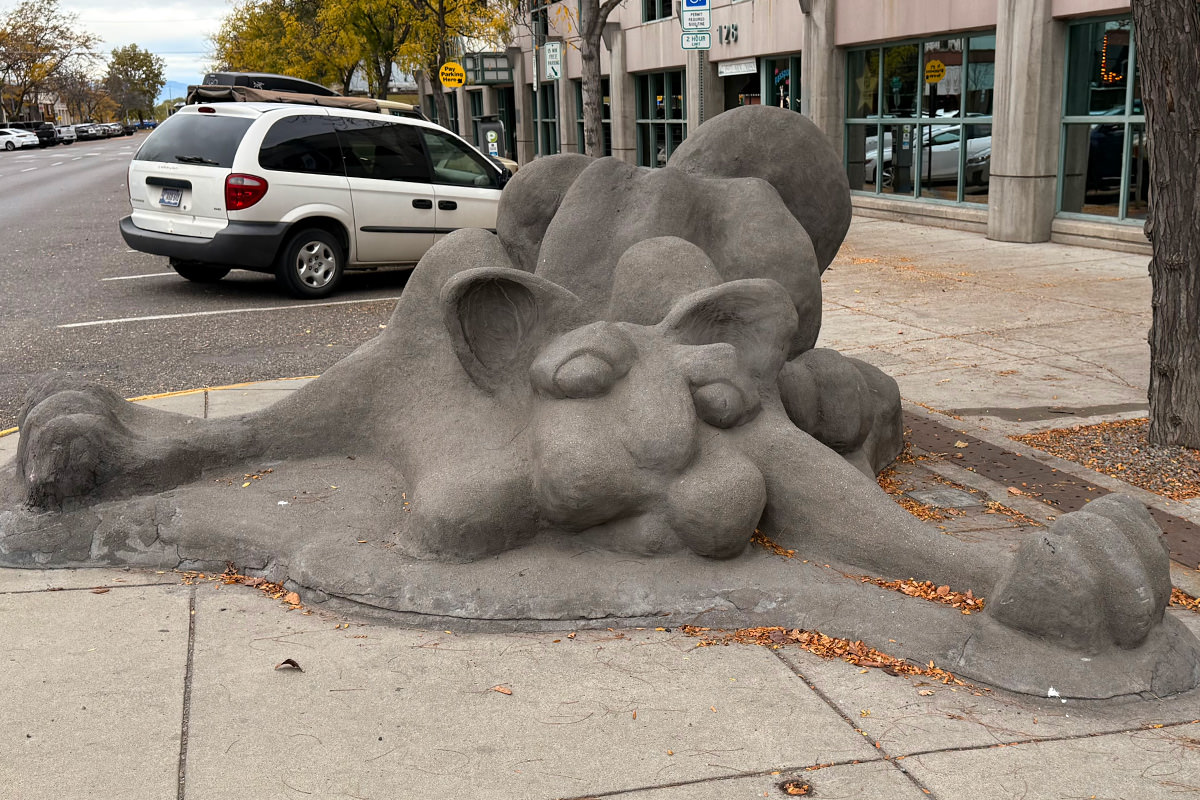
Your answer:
3,218 -> 1199,800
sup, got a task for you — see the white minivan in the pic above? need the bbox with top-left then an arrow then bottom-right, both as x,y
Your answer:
120,102 -> 509,298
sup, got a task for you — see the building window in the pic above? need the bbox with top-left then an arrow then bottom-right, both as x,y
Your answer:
469,90 -> 485,147
1059,17 -> 1146,221
445,94 -> 460,135
763,55 -> 800,112
497,87 -> 517,160
529,84 -> 559,156
531,0 -> 551,41
644,0 -> 672,22
845,34 -> 995,205
575,78 -> 612,156
635,70 -> 686,168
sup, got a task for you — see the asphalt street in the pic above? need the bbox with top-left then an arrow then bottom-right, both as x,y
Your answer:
0,133 -> 407,429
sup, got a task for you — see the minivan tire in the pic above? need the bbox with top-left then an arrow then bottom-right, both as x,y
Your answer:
171,259 -> 231,283
277,228 -> 344,299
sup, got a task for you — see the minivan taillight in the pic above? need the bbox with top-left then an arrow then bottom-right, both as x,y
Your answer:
225,174 -> 268,210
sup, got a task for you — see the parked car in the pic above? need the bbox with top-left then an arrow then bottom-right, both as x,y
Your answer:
0,127 -> 40,150
863,125 -> 991,188
54,125 -> 77,145
123,123 -> 140,135
105,122 -> 126,137
74,123 -> 102,140
120,102 -> 509,298
6,121 -> 57,147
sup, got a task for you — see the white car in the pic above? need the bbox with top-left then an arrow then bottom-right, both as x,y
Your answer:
55,125 -> 77,145
864,126 -> 991,187
120,102 -> 508,298
0,128 -> 39,150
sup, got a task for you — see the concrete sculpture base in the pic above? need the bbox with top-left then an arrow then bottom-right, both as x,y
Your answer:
2,107 -> 1198,699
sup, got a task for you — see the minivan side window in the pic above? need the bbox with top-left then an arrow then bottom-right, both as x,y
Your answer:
258,115 -> 344,176
419,129 -> 497,188
335,118 -> 431,183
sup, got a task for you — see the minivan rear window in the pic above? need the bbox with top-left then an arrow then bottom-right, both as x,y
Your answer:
134,113 -> 253,168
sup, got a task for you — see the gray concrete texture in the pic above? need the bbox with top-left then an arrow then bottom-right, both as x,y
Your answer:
3,109 -> 1191,702
4,213 -> 1200,798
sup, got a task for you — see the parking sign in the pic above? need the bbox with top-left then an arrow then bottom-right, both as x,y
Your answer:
683,0 -> 709,9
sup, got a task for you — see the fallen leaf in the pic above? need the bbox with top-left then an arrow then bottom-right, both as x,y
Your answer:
241,481 -> 251,488
283,591 -> 301,606
490,685 -> 513,695
918,689 -> 935,696
954,441 -> 969,448
274,658 -> 303,672
90,587 -> 110,594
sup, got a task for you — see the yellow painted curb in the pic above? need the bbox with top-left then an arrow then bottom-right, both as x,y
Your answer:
0,376 -> 319,439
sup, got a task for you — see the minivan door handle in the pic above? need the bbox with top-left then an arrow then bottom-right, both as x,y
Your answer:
412,198 -> 433,209
438,200 -> 458,211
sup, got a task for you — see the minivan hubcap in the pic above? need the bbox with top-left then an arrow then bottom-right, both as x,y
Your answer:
295,241 -> 335,287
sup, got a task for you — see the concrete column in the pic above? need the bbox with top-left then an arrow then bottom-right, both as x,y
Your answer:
800,0 -> 844,158
988,0 -> 1063,242
482,86 -> 498,117
604,23 -> 637,165
507,46 -> 536,164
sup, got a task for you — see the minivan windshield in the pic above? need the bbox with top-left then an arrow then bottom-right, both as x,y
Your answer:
134,113 -> 253,168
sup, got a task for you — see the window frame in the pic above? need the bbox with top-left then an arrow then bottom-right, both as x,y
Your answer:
635,69 -> 687,168
844,33 -> 996,205
1056,15 -> 1146,223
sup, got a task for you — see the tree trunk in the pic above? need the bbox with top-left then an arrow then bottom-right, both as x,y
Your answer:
1131,1 -> 1200,447
579,0 -> 607,157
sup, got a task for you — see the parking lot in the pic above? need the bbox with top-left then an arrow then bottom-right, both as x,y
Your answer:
0,133 -> 406,429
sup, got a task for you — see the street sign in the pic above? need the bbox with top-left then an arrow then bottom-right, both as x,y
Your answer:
924,59 -> 946,84
544,41 -> 563,80
681,32 -> 711,50
682,0 -> 709,9
681,9 -> 710,30
440,62 -> 466,88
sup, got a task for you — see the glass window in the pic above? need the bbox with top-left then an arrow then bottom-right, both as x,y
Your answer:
530,84 -> 559,156
847,35 -> 993,205
135,112 -> 252,168
635,70 -> 687,167
965,34 -> 996,116
847,49 -> 880,118
922,39 -> 962,118
497,87 -> 517,159
419,128 -> 497,188
335,118 -> 430,183
258,114 -> 343,175
882,44 -> 919,117
764,56 -> 801,112
643,0 -> 671,22
575,78 -> 612,155
1060,16 -> 1145,221
469,91 -> 485,147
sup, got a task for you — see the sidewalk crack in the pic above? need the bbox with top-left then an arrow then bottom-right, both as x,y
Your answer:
177,586 -> 196,800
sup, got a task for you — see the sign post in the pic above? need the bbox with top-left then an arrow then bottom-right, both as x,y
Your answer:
681,32 -> 711,50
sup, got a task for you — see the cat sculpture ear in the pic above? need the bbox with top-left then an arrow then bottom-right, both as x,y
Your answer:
441,266 -> 586,394
660,278 -> 798,389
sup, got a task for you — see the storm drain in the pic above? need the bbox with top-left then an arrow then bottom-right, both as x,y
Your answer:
904,412 -> 1200,567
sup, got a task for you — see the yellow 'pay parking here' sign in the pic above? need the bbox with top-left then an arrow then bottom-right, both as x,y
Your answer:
440,62 -> 466,88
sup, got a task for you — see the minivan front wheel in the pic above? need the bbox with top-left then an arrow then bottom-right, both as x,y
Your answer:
277,229 -> 343,299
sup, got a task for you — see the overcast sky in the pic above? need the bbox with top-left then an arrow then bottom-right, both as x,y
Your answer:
58,0 -> 231,100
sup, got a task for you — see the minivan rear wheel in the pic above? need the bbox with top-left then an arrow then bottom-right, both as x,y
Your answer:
277,228 -> 343,299
170,259 -> 231,283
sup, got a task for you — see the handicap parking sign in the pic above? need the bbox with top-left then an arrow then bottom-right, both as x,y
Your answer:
683,0 -> 709,8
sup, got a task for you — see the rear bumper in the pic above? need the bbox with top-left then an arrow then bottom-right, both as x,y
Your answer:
119,217 -> 290,270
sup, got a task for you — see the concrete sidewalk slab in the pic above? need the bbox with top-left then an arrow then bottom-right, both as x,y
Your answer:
0,583 -> 190,799
183,586 -> 881,799
0,566 -> 176,593
902,724 -> 1200,800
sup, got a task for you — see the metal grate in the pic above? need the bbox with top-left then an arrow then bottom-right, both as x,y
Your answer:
904,412 -> 1200,567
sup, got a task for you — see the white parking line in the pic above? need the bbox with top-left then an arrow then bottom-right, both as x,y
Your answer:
58,296 -> 402,329
51,161 -> 63,166
20,167 -> 35,172
101,272 -> 176,281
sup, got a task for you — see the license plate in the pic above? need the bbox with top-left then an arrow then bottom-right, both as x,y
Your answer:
159,187 -> 182,207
